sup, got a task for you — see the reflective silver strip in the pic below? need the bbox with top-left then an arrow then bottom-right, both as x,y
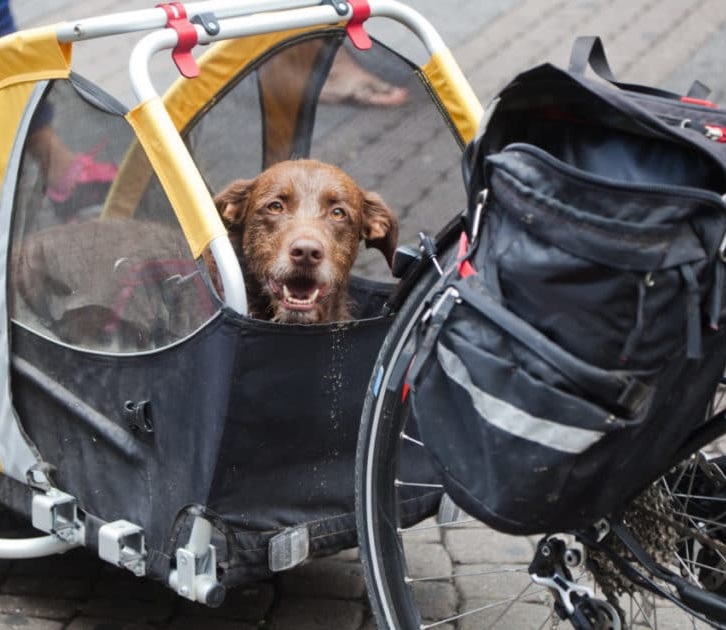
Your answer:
437,343 -> 604,454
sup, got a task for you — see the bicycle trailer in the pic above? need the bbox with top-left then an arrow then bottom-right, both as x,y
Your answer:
0,0 -> 479,604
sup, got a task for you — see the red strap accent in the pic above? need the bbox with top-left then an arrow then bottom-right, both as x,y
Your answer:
346,0 -> 372,50
457,232 -> 476,278
705,124 -> 726,142
681,96 -> 717,108
157,3 -> 200,78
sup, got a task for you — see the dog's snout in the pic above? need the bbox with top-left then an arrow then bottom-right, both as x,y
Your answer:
289,237 -> 324,266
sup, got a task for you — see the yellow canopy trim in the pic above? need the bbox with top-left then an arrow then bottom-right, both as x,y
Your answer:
0,26 -> 72,184
0,26 -> 71,91
423,48 -> 483,145
126,97 -> 226,259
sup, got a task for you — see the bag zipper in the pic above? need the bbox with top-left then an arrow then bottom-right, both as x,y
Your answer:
503,142 -> 726,210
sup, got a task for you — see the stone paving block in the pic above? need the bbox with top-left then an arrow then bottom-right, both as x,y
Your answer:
7,551 -> 100,580
78,596 -> 173,624
65,618 -> 157,630
165,617 -> 257,630
276,558 -> 366,600
410,579 -> 457,623
402,541 -> 452,579
399,517 -> 443,545
0,613 -> 63,630
175,581 -> 274,622
1,575 -> 92,600
604,0 -> 720,85
93,571 -> 174,604
330,548 -> 359,563
459,601 -> 556,630
0,595 -> 78,621
649,604 -> 711,630
545,0 -> 658,74
443,526 -> 536,565
269,596 -> 365,630
454,563 -> 546,606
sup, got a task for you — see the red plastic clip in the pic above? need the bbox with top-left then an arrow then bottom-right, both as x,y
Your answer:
346,0 -> 372,50
457,232 -> 476,279
681,96 -> 717,108
157,2 -> 200,78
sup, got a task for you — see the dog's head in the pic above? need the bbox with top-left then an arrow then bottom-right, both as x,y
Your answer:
214,159 -> 398,324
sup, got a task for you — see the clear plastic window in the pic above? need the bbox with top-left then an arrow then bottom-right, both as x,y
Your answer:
9,79 -> 216,353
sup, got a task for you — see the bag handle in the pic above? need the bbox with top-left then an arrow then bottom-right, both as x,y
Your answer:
568,36 -> 617,82
568,35 -> 710,100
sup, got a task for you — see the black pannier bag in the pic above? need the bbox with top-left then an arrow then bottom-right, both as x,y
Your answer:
408,37 -> 726,535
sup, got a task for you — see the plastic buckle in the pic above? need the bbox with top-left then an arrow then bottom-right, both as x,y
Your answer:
345,0 -> 372,50
157,2 -> 200,78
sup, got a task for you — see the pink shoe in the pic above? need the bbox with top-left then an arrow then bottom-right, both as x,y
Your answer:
46,146 -> 118,215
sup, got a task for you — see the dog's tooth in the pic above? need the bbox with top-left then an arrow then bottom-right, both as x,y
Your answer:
283,285 -> 291,300
311,288 -> 320,302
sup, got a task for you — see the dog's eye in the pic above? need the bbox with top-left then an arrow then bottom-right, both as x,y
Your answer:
331,207 -> 347,220
267,201 -> 284,214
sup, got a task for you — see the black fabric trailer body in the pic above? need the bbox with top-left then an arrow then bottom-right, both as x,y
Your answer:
10,282 -> 442,584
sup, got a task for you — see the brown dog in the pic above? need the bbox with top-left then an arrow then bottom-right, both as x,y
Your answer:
211,159 -> 398,324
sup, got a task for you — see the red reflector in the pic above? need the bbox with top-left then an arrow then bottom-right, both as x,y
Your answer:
401,381 -> 410,403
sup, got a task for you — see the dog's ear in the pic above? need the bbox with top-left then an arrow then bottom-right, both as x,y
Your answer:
213,179 -> 253,231
361,191 -> 399,268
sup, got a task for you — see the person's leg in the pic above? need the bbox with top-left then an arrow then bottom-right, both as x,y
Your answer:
1,2 -> 117,211
0,0 -> 16,37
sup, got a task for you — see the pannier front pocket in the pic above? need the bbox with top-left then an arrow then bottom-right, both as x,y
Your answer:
483,145 -> 721,371
410,284 -> 649,534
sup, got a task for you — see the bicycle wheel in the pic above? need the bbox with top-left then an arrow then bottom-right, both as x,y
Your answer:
355,257 -> 719,629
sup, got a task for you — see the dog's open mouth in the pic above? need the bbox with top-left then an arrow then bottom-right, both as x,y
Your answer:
268,277 -> 328,312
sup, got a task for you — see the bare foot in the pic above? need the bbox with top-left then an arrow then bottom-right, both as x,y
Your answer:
320,48 -> 408,107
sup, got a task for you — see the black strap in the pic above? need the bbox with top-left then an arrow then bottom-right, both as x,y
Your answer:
568,36 -> 617,82
680,263 -> 703,360
568,36 -> 712,102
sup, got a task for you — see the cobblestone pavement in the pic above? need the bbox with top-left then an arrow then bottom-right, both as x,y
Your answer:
5,1 -> 726,629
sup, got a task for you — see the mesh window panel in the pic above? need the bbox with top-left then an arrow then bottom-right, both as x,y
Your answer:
9,77 -> 216,353
184,32 -> 466,283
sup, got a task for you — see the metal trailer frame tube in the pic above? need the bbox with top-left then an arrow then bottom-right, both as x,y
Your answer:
0,534 -> 78,559
56,0 -> 330,42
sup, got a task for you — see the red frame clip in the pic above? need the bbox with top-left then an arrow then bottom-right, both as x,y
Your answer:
346,0 -> 372,50
157,2 -> 200,79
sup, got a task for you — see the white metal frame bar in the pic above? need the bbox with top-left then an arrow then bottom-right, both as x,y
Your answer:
0,534 -> 78,559
55,0 -> 331,42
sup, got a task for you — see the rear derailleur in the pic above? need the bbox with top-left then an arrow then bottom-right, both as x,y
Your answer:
529,536 -> 621,630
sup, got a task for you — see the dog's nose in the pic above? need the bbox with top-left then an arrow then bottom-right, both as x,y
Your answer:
289,238 -> 324,266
